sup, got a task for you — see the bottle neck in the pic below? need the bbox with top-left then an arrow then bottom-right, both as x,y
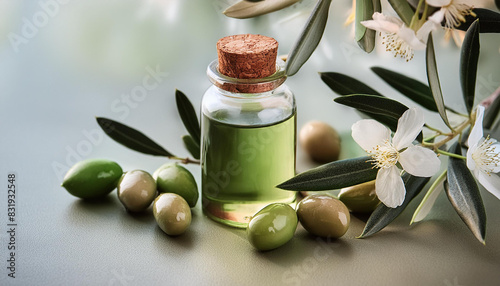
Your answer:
206,59 -> 287,94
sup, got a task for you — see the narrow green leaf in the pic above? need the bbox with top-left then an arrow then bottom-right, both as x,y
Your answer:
371,67 -> 438,112
277,157 -> 377,191
426,34 -> 453,130
320,72 -> 410,138
356,0 -> 380,53
460,20 -> 480,113
411,170 -> 446,224
445,142 -> 486,244
182,135 -> 200,160
334,94 -> 409,120
223,0 -> 300,19
285,0 -> 332,76
334,94 -> 424,142
320,72 -> 382,96
355,0 -> 371,41
96,117 -> 173,157
387,0 -> 413,26
359,173 -> 430,238
483,91 -> 500,130
176,90 -> 201,145
456,8 -> 500,33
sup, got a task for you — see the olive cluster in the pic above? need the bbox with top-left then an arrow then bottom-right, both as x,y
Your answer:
247,195 -> 351,251
61,159 -> 198,236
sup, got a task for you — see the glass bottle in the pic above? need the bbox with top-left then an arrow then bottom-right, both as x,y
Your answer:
201,59 -> 297,228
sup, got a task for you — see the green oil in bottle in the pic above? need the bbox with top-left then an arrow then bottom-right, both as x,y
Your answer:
201,112 -> 296,228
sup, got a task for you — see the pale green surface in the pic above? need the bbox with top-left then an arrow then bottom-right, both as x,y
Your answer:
1,1 -> 500,285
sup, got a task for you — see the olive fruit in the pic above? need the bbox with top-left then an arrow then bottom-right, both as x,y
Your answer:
117,170 -> 157,212
247,203 -> 297,251
62,159 -> 122,199
154,163 -> 198,208
296,195 -> 350,238
153,193 -> 192,236
299,121 -> 341,163
339,181 -> 379,213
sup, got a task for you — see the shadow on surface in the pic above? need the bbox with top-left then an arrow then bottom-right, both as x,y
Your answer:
65,194 -> 120,226
153,225 -> 195,251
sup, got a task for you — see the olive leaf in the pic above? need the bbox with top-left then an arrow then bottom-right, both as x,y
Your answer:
334,94 -> 423,142
96,117 -> 174,157
334,94 -> 409,120
460,20 -> 480,114
483,91 -> 500,130
355,0 -> 380,53
359,173 -> 430,238
411,171 -> 447,224
320,72 -> 383,96
371,67 -> 439,112
285,0 -> 332,76
175,89 -> 201,144
182,135 -> 200,160
456,8 -> 500,33
320,72 -> 401,134
445,142 -> 486,244
223,0 -> 300,19
387,0 -> 413,25
426,33 -> 453,130
277,157 -> 377,191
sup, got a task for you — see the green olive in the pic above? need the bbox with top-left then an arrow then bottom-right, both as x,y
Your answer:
117,170 -> 156,212
154,163 -> 198,208
247,203 -> 297,251
299,121 -> 341,163
62,159 -> 122,199
339,181 -> 379,213
296,195 -> 350,238
153,193 -> 192,236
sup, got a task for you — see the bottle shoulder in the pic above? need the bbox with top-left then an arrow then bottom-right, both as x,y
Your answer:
202,85 -> 296,126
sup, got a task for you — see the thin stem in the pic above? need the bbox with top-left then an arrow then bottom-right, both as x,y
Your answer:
424,124 -> 452,136
424,124 -> 442,133
446,107 -> 468,117
432,118 -> 471,150
437,149 -> 466,160
423,133 -> 440,143
418,3 -> 429,26
410,0 -> 425,28
168,156 -> 201,165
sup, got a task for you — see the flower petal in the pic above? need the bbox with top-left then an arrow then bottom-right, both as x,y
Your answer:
352,119 -> 391,152
490,140 -> 500,173
416,20 -> 439,43
467,143 -> 477,171
398,26 -> 426,50
361,12 -> 402,34
426,0 -> 452,7
399,146 -> 441,177
477,171 -> 500,200
375,166 -> 406,208
428,9 -> 446,25
393,107 -> 425,150
467,105 -> 485,148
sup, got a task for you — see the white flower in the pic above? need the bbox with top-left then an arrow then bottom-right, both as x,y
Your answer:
466,105 -> 500,199
361,12 -> 437,61
352,107 -> 441,208
427,0 -> 475,29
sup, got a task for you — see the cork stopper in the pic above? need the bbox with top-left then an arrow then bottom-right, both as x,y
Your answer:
217,34 -> 278,79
